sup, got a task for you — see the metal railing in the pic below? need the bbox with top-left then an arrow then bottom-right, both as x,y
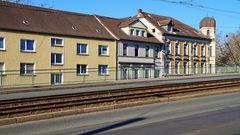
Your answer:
0,65 -> 240,88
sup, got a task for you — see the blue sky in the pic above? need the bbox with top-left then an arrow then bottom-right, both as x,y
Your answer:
32,0 -> 240,36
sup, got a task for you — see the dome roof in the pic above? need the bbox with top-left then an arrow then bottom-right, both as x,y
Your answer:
200,17 -> 216,28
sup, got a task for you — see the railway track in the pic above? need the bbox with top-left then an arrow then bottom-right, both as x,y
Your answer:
1,78 -> 240,119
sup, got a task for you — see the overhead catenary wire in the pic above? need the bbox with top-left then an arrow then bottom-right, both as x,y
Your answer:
154,0 -> 240,15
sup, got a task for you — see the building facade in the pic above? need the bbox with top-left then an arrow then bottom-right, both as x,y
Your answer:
0,2 -> 117,86
0,2 -> 216,87
136,9 -> 215,75
96,16 -> 165,80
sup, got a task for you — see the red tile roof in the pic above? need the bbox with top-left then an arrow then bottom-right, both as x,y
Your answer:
0,1 -> 115,40
142,12 -> 210,40
96,16 -> 162,44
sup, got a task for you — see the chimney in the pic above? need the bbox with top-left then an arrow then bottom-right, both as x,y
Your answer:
138,9 -> 142,14
137,9 -> 143,17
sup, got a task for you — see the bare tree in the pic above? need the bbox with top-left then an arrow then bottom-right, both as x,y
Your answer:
216,29 -> 240,66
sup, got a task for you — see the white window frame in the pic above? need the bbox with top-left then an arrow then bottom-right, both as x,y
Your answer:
98,45 -> 109,56
168,25 -> 172,32
175,43 -> 179,55
146,46 -> 150,57
194,45 -> 197,56
51,38 -> 64,47
130,29 -> 134,36
210,46 -> 212,57
136,30 -> 140,36
141,31 -> 145,37
207,30 -> 210,36
51,73 -> 63,84
20,63 -> 35,75
20,39 -> 35,52
98,65 -> 108,75
201,46 -> 205,56
51,53 -> 63,65
0,37 -> 5,50
77,43 -> 88,55
0,62 -> 5,75
77,64 -> 88,75
184,43 -> 188,55
123,43 -> 128,56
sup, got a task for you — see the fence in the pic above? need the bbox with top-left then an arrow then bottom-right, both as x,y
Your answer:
0,65 -> 240,88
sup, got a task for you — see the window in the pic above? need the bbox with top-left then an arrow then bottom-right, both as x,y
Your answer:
20,39 -> 35,52
51,53 -> 63,64
98,65 -> 108,75
20,63 -> 34,75
184,44 -> 187,55
136,30 -> 140,36
141,31 -> 145,37
166,44 -> 170,54
130,29 -> 134,36
193,63 -> 197,74
77,64 -> 88,75
194,45 -> 197,56
51,38 -> 63,46
175,61 -> 179,74
135,45 -> 139,57
183,62 -> 188,74
175,43 -> 179,55
155,47 -> 159,58
207,30 -> 210,36
210,46 -> 212,57
152,29 -> 155,33
145,69 -> 150,78
51,73 -> 63,84
0,63 -> 4,74
168,25 -> 172,32
201,46 -> 204,56
77,43 -> 88,54
0,37 -> 4,50
98,45 -> 109,55
146,46 -> 150,57
201,63 -> 204,74
123,43 -> 127,56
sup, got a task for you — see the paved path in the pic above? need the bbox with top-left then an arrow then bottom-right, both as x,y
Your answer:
0,91 -> 240,135
0,73 -> 240,100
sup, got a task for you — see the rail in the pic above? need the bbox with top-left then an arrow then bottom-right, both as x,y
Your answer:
1,78 -> 240,119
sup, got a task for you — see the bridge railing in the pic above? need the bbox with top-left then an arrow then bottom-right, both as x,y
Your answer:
0,65 -> 240,88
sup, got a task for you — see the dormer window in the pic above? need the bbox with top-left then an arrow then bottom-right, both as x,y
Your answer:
136,30 -> 140,36
130,29 -> 134,36
168,25 -> 172,32
141,31 -> 145,37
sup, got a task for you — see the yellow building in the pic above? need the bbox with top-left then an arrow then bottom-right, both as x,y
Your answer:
0,2 -> 116,87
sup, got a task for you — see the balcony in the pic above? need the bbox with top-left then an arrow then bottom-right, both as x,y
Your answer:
118,56 -> 154,64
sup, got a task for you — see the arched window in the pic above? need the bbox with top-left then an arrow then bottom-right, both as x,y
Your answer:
175,43 -> 179,55
207,30 -> 210,36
